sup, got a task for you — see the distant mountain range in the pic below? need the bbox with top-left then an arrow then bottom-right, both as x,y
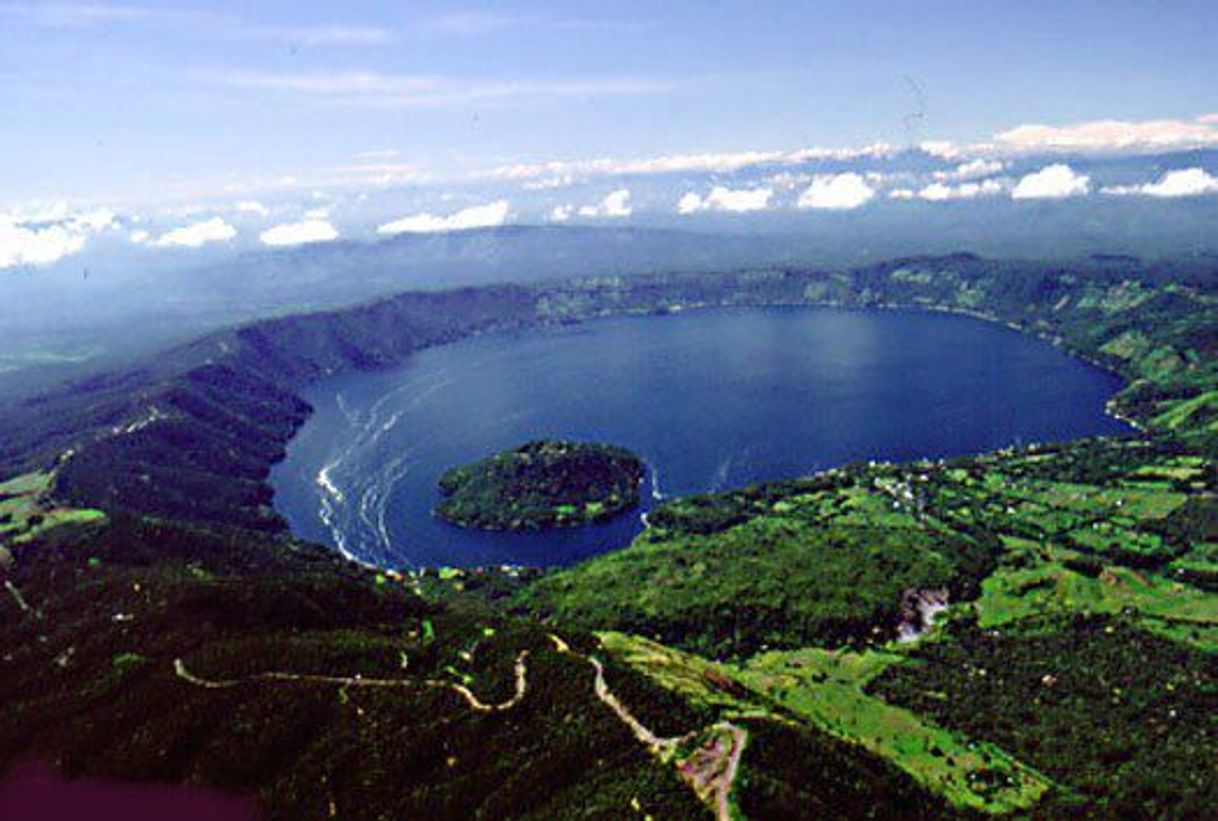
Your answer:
2,145 -> 1218,396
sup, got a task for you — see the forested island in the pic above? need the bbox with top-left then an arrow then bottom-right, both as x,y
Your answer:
435,440 -> 645,530
0,253 -> 1213,818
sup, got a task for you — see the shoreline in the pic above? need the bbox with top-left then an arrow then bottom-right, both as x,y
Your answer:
278,301 -> 1142,572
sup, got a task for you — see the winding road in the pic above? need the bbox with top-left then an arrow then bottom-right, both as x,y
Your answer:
548,634 -> 747,821
174,635 -> 746,819
174,650 -> 530,713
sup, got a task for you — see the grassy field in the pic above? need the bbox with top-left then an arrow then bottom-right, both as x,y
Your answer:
520,431 -> 1215,815
2,258 -> 1216,817
0,471 -> 106,546
976,540 -> 1217,650
734,647 -> 1052,814
597,632 -> 1053,814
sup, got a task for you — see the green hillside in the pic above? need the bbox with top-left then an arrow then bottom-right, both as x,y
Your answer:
1,255 -> 1214,818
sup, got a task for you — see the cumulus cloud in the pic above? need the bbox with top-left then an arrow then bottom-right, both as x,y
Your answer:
377,200 -> 510,234
677,192 -> 704,215
0,221 -> 87,268
549,204 -> 573,222
797,173 -> 875,210
1102,167 -> 1218,198
1011,164 -> 1091,200
996,118 -> 1218,153
918,141 -> 960,160
151,217 -> 238,248
677,185 -> 773,215
577,189 -> 632,218
888,188 -> 916,200
129,229 -> 150,244
1139,168 -> 1218,197
259,218 -> 339,247
917,178 -> 1008,201
935,159 -> 1005,182
0,205 -> 118,269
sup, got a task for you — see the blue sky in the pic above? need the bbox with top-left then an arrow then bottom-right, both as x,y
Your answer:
2,0 -> 1216,204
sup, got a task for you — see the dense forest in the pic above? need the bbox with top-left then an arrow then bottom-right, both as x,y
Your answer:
435,440 -> 645,530
0,253 -> 1214,818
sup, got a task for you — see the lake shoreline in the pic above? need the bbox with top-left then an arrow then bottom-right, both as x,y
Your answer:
271,303 -> 1131,571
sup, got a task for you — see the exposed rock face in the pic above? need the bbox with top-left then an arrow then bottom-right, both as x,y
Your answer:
897,588 -> 949,642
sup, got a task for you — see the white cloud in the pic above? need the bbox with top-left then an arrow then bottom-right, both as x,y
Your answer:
888,188 -> 916,200
1138,168 -> 1218,197
233,200 -> 270,216
377,199 -> 510,234
0,220 -> 87,267
129,229 -> 150,244
4,201 -> 70,223
355,149 -> 400,160
787,143 -> 894,163
416,11 -> 540,36
677,192 -> 705,215
1011,164 -> 1091,199
577,189 -> 632,218
0,4 -> 156,27
0,204 -> 119,269
490,144 -> 891,182
935,159 -> 1005,182
326,161 -> 426,187
549,204 -> 573,222
522,175 -> 575,191
1199,113 -> 1218,125
916,183 -> 955,202
918,141 -> 960,160
677,185 -> 773,214
259,218 -> 339,246
416,11 -> 650,38
237,24 -> 391,47
917,178 -> 1008,201
72,208 -> 118,232
0,6 -> 391,45
797,173 -> 875,210
996,118 -> 1218,153
151,217 -> 237,248
1102,167 -> 1218,198
211,70 -> 671,109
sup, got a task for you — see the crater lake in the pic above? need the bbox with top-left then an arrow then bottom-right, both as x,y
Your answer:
269,307 -> 1130,568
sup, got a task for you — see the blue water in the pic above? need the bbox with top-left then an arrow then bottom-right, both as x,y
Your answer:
269,307 -> 1129,569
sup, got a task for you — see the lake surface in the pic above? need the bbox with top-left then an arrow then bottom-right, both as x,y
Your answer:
270,307 -> 1129,569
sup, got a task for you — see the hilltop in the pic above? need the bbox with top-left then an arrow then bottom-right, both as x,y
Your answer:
436,440 -> 645,531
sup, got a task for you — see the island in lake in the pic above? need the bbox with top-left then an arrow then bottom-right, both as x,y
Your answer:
434,439 -> 645,530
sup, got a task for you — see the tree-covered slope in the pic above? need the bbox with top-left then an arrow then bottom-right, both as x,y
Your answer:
1,253 -> 1213,536
0,516 -> 713,818
436,440 -> 645,530
1,254 -> 1214,818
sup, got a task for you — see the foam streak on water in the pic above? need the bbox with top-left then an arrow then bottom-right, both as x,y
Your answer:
271,308 -> 1129,569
